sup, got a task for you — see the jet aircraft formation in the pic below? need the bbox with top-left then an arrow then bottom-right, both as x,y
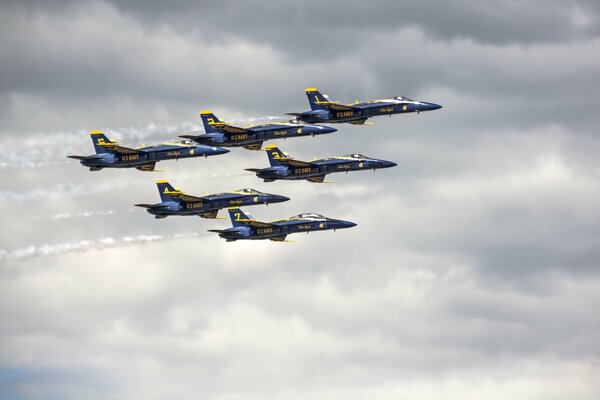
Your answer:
68,88 -> 441,242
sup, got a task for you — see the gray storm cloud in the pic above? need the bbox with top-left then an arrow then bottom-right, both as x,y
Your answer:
1,1 -> 599,400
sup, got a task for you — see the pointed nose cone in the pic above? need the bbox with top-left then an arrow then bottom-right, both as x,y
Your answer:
268,194 -> 290,204
320,125 -> 337,134
308,125 -> 337,135
420,102 -> 442,111
212,146 -> 230,155
379,160 -> 397,169
342,221 -> 357,229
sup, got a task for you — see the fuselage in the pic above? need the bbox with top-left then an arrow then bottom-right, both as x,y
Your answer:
250,154 -> 397,182
188,123 -> 336,147
76,141 -> 229,170
295,97 -> 442,124
216,214 -> 356,241
143,190 -> 290,218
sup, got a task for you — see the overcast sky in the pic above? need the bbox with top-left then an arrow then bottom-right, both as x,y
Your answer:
1,1 -> 600,399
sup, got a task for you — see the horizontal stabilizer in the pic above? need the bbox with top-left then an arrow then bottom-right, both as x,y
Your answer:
67,154 -> 104,161
244,168 -> 265,173
134,203 -> 170,209
178,134 -> 199,140
207,229 -> 228,234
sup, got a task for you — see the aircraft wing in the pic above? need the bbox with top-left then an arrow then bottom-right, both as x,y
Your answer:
314,101 -> 358,111
168,192 -> 204,202
238,219 -> 276,228
97,143 -> 139,154
276,157 -> 315,168
209,122 -> 249,134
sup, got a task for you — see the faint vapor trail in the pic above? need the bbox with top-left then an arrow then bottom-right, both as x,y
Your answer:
1,117 -> 284,169
0,160 -> 71,170
0,180 -> 149,202
0,233 -> 203,263
28,208 -> 136,222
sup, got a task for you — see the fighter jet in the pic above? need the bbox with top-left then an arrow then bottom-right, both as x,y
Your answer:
208,208 -> 356,242
135,180 -> 290,219
245,145 -> 397,183
67,130 -> 229,171
286,87 -> 442,125
179,110 -> 337,150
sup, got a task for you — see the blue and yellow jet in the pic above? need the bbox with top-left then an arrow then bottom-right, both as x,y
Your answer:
179,111 -> 337,150
135,180 -> 290,219
208,208 -> 356,242
67,130 -> 229,171
286,87 -> 442,125
245,145 -> 397,183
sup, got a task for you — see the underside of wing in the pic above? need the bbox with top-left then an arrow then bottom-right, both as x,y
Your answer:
269,235 -> 288,242
307,175 -> 327,183
199,210 -> 219,219
135,163 -> 157,171
242,142 -> 263,151
349,118 -> 369,125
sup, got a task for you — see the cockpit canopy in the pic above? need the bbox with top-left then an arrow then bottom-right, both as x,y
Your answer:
393,96 -> 414,102
344,154 -> 368,159
235,188 -> 262,194
291,213 -> 327,220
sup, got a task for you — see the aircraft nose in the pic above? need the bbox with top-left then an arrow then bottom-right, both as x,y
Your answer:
342,221 -> 357,228
380,160 -> 397,168
320,125 -> 337,134
420,102 -> 442,111
211,146 -> 230,155
309,125 -> 336,135
270,194 -> 290,203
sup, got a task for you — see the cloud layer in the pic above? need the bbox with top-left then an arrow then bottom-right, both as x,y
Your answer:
1,1 -> 600,399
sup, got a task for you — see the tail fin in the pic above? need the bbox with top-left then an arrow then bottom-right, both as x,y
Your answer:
199,110 -> 223,133
305,88 -> 329,111
89,130 -> 114,154
264,145 -> 286,167
228,207 -> 253,227
156,180 -> 181,202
